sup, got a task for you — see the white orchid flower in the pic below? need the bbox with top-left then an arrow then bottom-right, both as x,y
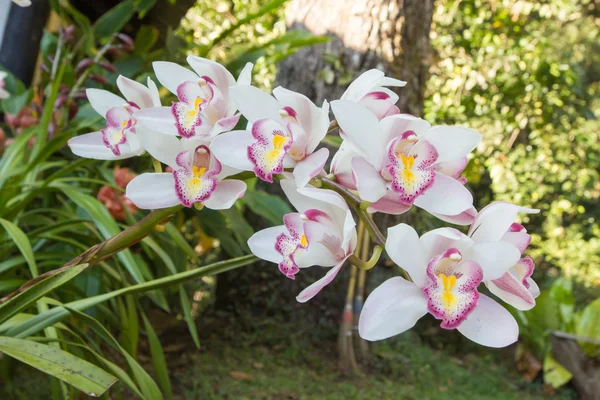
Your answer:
468,202 -> 541,310
210,85 -> 330,187
248,178 -> 357,302
341,69 -> 406,119
359,223 -> 522,348
125,126 -> 246,210
68,76 -> 161,160
330,100 -> 481,225
134,56 -> 253,140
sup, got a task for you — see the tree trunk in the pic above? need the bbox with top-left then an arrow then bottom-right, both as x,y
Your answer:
276,0 -> 435,372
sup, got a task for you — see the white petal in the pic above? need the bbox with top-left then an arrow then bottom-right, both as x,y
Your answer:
186,55 -> 236,97
422,126 -> 482,164
247,226 -> 286,264
358,277 -> 428,341
126,173 -> 180,209
203,180 -> 247,210
86,89 -> 125,117
68,131 -> 143,160
147,77 -> 162,107
229,85 -> 284,124
464,241 -> 521,281
419,228 -> 474,262
487,274 -> 536,311
136,126 -> 182,169
428,206 -> 477,226
295,221 -> 341,268
134,106 -> 179,136
292,148 -> 329,188
379,113 -> 431,146
385,224 -> 427,287
379,77 -> 407,88
330,100 -> 385,169
469,201 -> 540,243
296,258 -> 347,303
413,172 -> 473,216
457,294 -> 519,348
237,62 -> 254,85
209,130 -> 255,170
116,75 -> 155,109
340,69 -> 384,102
152,61 -> 199,95
351,156 -> 387,202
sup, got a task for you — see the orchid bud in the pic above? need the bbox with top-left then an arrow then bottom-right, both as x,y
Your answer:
99,61 -> 117,74
68,102 -> 78,121
117,33 -> 134,52
0,127 -> 5,148
90,74 -> 109,85
75,58 -> 94,74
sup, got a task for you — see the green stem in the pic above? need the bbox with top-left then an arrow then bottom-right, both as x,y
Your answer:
152,157 -> 163,173
348,245 -> 383,271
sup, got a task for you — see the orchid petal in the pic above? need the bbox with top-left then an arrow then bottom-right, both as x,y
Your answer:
248,226 -> 287,264
237,62 -> 254,86
210,130 -> 255,170
469,201 -> 540,243
379,113 -> 431,146
428,206 -> 477,226
351,156 -> 387,202
457,294 -> 519,348
422,126 -> 482,164
296,257 -> 348,303
209,114 -> 241,137
367,191 -> 412,215
135,106 -> 179,136
147,77 -> 161,107
116,75 -> 155,109
126,173 -> 180,209
463,241 -> 521,281
413,172 -> 473,216
202,180 -> 247,210
86,89 -> 125,117
68,131 -> 143,160
229,85 -> 284,124
487,272 -> 536,311
136,126 -> 182,169
153,61 -> 199,95
187,55 -> 236,97
419,228 -> 473,262
293,148 -> 329,188
385,224 -> 427,287
359,277 -> 428,341
341,69 -> 384,102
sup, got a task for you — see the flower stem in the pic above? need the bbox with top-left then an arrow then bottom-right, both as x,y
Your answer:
152,157 -> 163,173
348,245 -> 383,271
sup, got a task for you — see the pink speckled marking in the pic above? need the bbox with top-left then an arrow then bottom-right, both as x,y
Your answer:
101,104 -> 139,155
172,145 -> 221,207
171,78 -> 215,138
247,118 -> 293,182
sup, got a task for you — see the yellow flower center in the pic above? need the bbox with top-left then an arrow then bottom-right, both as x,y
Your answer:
188,165 -> 207,186
300,234 -> 308,247
439,273 -> 457,308
266,135 -> 288,164
399,154 -> 415,183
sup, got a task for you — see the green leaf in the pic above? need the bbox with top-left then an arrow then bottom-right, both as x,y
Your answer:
134,0 -> 157,18
3,255 -> 256,339
1,89 -> 32,114
179,285 -> 200,349
0,218 -> 38,277
66,308 -> 163,400
543,353 -> 572,389
549,278 -> 574,326
165,222 -> 198,262
0,336 -> 117,397
134,25 -> 159,55
221,208 -> 254,251
93,0 -> 136,40
0,264 -> 88,325
141,312 -> 172,400
242,191 -> 292,225
576,297 -> 600,356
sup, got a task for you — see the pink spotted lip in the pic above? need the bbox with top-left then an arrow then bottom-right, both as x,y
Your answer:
173,145 -> 221,207
423,248 -> 483,330
171,77 -> 216,138
101,102 -> 140,156
247,118 -> 293,183
384,134 -> 439,205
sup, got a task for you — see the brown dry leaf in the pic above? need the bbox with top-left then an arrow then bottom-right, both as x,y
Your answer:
516,350 -> 542,382
229,371 -> 254,380
252,362 -> 264,369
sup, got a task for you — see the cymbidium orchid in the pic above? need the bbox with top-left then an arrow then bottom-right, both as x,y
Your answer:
68,76 -> 161,160
134,56 -> 253,139
248,178 -> 357,302
125,126 -> 246,210
341,69 -> 406,119
359,223 -> 522,348
210,85 -> 330,187
0,71 -> 10,100
330,100 -> 480,224
468,202 -> 541,310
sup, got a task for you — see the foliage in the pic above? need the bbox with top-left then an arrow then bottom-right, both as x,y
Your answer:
426,0 -> 600,287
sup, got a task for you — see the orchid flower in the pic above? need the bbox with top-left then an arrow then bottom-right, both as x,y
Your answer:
210,85 -> 330,187
68,76 -> 161,160
468,202 -> 541,310
0,71 -> 9,100
341,69 -> 406,119
248,178 -> 357,302
125,126 -> 246,210
330,100 -> 480,225
359,223 -> 522,347
12,0 -> 32,6
134,56 -> 253,140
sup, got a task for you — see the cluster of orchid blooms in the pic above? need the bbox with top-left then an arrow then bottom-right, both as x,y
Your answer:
67,56 -> 540,349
